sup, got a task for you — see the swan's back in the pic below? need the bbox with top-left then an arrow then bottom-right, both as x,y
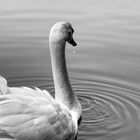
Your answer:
0,77 -> 77,140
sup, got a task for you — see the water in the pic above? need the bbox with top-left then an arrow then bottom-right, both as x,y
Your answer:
0,0 -> 140,139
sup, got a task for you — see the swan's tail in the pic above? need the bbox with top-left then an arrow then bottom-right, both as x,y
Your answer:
0,75 -> 8,95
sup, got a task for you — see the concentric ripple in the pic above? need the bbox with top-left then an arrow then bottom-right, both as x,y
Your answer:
71,78 -> 140,140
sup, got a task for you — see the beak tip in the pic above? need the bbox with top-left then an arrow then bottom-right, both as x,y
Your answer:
72,42 -> 77,46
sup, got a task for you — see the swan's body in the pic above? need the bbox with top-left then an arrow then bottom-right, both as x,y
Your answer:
0,22 -> 82,140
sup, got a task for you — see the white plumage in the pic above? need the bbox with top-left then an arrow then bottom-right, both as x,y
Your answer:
0,22 -> 82,140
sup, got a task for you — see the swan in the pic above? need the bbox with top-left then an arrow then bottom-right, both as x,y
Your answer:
0,21 -> 82,140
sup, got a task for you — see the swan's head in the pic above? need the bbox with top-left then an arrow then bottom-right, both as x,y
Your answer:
49,21 -> 77,46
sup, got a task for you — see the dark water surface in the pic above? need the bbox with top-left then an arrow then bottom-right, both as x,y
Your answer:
1,0 -> 140,140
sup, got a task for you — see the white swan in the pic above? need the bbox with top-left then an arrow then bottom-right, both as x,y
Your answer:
0,22 -> 82,140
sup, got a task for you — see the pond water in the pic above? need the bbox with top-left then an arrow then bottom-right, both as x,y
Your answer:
1,0 -> 140,140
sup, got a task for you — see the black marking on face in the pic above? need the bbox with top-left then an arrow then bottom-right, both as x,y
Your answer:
71,27 -> 74,34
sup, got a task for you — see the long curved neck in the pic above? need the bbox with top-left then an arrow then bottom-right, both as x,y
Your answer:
49,39 -> 79,109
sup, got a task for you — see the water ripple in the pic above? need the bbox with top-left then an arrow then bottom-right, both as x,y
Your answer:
71,78 -> 140,139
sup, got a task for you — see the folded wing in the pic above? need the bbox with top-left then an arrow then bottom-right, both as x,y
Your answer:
0,93 -> 75,140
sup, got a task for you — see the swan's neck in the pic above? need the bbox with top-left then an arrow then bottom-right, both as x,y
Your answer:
49,39 -> 79,109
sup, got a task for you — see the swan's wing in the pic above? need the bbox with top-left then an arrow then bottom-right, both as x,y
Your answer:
0,74 -> 55,103
0,75 -> 53,100
9,86 -> 54,103
0,76 -> 8,95
0,94 -> 76,140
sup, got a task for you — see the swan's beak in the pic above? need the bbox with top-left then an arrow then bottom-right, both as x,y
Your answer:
68,37 -> 77,46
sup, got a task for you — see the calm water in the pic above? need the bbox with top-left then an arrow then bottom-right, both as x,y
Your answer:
1,0 -> 140,140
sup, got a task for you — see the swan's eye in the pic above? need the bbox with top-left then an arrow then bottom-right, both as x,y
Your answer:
67,27 -> 74,37
66,30 -> 72,42
67,30 -> 72,38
